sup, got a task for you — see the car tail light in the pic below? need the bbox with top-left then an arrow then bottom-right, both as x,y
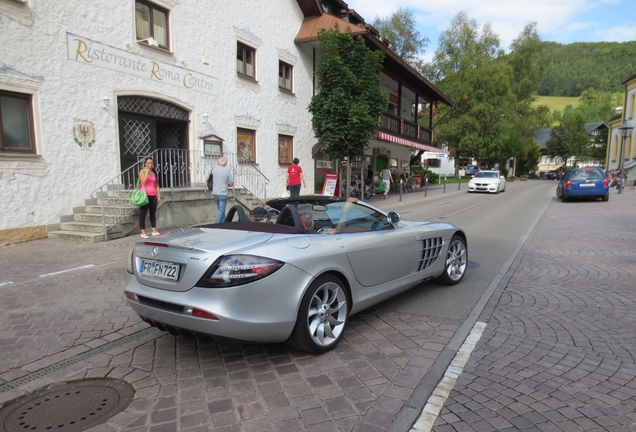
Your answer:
196,255 -> 284,288
565,180 -> 572,188
603,178 -> 609,186
126,248 -> 135,274
190,308 -> 218,320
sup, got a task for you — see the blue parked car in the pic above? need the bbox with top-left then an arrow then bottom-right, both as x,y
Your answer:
556,167 -> 609,202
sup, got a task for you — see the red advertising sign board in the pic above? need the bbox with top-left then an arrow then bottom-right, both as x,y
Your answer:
322,173 -> 339,196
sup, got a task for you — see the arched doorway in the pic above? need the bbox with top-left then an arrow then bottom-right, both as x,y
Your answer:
118,96 -> 190,187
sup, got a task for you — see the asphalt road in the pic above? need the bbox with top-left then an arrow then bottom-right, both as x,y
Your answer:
372,180 -> 557,320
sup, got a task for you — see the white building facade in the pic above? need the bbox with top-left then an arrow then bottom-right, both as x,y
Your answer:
0,0 -> 451,245
1,0 -> 318,244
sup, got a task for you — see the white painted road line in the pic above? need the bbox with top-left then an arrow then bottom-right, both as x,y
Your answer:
39,264 -> 95,278
0,281 -> 14,287
410,321 -> 487,432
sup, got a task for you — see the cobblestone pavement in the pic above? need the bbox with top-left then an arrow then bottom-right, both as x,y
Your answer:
433,190 -> 636,431
2,186 -> 635,431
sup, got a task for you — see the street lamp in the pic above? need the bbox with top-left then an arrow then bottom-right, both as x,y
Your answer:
618,123 -> 633,194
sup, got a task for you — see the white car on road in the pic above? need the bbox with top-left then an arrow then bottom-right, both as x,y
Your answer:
467,170 -> 506,194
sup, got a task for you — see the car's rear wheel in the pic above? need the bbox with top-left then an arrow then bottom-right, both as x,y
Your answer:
287,274 -> 348,354
601,193 -> 609,202
436,235 -> 467,286
556,187 -> 562,199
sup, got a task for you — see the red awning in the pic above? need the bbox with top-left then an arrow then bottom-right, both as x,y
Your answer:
374,132 -> 448,154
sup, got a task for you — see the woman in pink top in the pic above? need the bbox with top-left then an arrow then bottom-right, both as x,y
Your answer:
138,157 -> 162,238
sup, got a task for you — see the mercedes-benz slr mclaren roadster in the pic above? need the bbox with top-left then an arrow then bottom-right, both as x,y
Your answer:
124,196 -> 468,354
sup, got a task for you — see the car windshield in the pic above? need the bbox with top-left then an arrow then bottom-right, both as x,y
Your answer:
324,202 -> 387,233
475,172 -> 498,178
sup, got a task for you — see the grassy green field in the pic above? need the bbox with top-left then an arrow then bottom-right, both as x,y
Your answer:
534,95 -> 580,113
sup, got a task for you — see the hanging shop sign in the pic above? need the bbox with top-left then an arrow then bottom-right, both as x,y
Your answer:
66,33 -> 219,96
423,151 -> 446,159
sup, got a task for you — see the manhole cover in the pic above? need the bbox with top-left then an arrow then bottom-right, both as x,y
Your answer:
0,379 -> 134,432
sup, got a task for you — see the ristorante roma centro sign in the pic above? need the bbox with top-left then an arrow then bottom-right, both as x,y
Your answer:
66,33 -> 219,96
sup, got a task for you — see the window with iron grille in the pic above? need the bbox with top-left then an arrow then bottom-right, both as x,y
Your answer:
279,61 -> 293,92
237,42 -> 256,79
135,0 -> 170,49
0,90 -> 36,154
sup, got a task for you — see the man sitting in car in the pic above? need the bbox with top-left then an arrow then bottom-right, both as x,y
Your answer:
299,211 -> 315,230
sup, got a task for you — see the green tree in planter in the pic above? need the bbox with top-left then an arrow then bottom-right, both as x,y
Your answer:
309,26 -> 388,196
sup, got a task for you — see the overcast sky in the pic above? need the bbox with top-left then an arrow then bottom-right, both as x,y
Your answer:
345,0 -> 636,61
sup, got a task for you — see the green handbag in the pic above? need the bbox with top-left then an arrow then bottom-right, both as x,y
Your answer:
131,177 -> 149,206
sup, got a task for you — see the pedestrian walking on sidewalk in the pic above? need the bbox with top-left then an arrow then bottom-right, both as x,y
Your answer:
380,164 -> 393,199
138,157 -> 161,238
210,157 -> 234,223
286,158 -> 306,197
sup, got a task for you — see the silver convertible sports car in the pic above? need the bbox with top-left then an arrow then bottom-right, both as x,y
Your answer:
124,196 -> 468,354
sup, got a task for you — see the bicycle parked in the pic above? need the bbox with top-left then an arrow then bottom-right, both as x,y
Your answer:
390,174 -> 415,193
340,175 -> 372,200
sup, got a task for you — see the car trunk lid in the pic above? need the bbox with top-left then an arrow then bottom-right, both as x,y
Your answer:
133,228 -> 275,292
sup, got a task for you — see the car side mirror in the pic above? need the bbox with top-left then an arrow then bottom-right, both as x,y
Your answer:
387,211 -> 401,224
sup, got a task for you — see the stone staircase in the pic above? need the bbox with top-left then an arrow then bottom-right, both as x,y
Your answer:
47,184 -> 263,243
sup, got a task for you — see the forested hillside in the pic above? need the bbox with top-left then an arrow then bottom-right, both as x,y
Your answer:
538,41 -> 636,97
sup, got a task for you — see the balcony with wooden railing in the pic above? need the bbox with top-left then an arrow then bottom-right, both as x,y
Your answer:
379,113 -> 431,144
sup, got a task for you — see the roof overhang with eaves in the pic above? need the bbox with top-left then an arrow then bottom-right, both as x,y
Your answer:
294,2 -> 455,108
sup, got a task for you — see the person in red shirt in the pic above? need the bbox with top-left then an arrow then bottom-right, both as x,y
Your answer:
286,158 -> 306,197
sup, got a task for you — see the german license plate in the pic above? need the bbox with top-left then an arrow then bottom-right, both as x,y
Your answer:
579,183 -> 594,187
139,259 -> 180,280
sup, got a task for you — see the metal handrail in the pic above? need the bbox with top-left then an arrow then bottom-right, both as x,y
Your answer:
90,149 -> 269,240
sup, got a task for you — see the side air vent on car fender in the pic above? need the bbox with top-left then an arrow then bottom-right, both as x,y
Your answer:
418,237 -> 444,271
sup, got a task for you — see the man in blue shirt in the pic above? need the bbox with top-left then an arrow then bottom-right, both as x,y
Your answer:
209,157 -> 234,223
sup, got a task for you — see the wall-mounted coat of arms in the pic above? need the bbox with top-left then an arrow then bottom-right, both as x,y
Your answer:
73,119 -> 96,149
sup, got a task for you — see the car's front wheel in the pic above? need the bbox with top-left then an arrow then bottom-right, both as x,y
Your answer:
287,274 -> 349,354
436,235 -> 467,285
